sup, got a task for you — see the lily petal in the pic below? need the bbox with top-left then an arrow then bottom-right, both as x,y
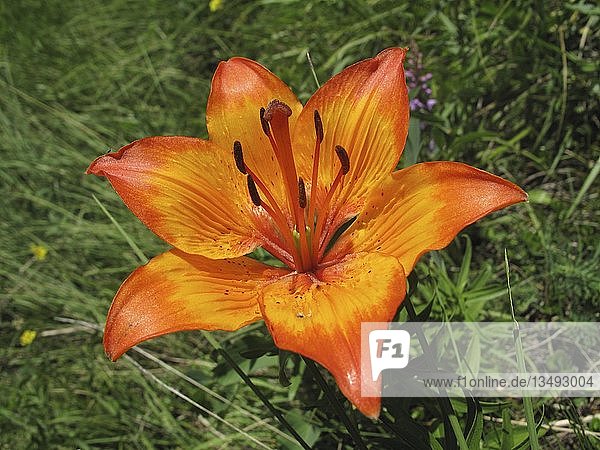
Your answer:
104,249 -> 288,361
326,162 -> 528,273
207,57 -> 303,215
293,48 -> 410,245
87,136 -> 261,259
258,252 -> 406,418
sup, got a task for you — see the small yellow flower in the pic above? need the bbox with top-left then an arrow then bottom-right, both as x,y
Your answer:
20,330 -> 37,346
30,244 -> 48,261
209,0 -> 222,12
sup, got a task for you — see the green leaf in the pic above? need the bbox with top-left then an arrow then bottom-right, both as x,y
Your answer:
401,116 -> 422,168
500,408 -> 514,450
466,397 -> 484,450
237,334 -> 278,359
456,235 -> 472,293
278,350 -> 292,387
527,189 -> 553,205
380,404 -> 432,450
437,11 -> 458,35
278,410 -> 321,449
464,331 -> 481,376
429,433 -> 445,450
416,297 -> 436,321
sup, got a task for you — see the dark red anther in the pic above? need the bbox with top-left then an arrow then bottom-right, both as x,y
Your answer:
314,110 -> 323,143
298,177 -> 307,209
335,145 -> 350,175
246,175 -> 262,206
259,107 -> 271,137
233,141 -> 246,174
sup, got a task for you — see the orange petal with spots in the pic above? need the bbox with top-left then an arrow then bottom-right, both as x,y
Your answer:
207,57 -> 303,218
87,136 -> 261,259
104,249 -> 289,361
326,162 -> 527,273
258,252 -> 406,418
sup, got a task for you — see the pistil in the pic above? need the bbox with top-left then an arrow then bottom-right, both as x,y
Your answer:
261,101 -> 309,270
261,102 -> 303,227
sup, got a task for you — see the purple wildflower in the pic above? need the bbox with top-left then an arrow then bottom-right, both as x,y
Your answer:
405,52 -> 436,112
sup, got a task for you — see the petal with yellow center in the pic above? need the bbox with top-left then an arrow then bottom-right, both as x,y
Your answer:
104,249 -> 289,361
326,162 -> 528,274
87,136 -> 261,259
207,57 -> 303,216
258,252 -> 406,418
292,48 -> 410,247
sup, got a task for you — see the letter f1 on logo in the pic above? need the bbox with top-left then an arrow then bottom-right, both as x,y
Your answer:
369,329 -> 411,381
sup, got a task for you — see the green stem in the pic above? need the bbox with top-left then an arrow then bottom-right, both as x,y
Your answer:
404,295 -> 469,450
302,357 -> 367,450
202,332 -> 311,450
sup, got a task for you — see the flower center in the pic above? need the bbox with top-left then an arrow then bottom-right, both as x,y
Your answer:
233,99 -> 350,273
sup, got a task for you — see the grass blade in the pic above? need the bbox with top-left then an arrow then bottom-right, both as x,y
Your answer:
565,153 -> 600,219
92,194 -> 148,264
505,249 -> 540,450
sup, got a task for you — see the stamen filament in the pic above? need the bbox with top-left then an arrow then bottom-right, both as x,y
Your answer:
312,145 -> 350,262
260,239 -> 295,269
246,168 -> 304,271
247,174 -> 296,266
296,177 -> 311,269
312,168 -> 344,260
307,110 -> 323,266
260,201 -> 297,267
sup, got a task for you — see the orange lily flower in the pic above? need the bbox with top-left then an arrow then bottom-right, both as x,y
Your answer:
87,48 -> 526,418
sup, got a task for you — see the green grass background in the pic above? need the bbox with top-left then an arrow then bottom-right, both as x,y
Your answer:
1,0 -> 598,448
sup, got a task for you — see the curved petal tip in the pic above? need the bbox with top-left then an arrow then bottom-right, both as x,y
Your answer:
354,395 -> 382,419
102,250 -> 284,361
